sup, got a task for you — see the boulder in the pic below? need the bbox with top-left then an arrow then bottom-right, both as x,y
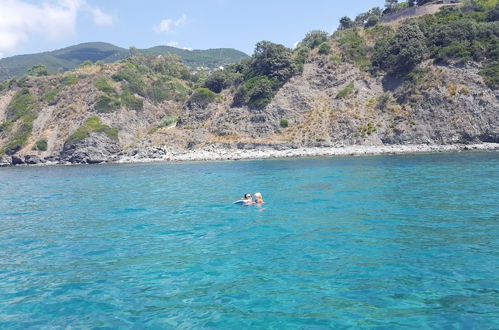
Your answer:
60,132 -> 122,164
24,155 -> 43,165
11,155 -> 25,165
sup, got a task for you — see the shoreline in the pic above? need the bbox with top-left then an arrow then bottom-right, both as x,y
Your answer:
1,143 -> 498,167
115,143 -> 499,164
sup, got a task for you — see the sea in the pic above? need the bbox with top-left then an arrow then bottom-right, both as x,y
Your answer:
0,151 -> 498,328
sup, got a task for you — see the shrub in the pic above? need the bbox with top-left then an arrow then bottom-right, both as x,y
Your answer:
233,76 -> 280,109
94,77 -> 117,95
188,88 -> 217,108
373,24 -> 428,74
27,64 -> 48,77
2,119 -> 35,155
147,79 -> 190,104
67,116 -> 118,142
365,15 -> 380,28
336,82 -> 355,99
43,88 -> 60,103
6,88 -> 35,121
318,42 -> 332,55
94,95 -> 121,113
294,46 -> 310,65
112,70 -> 146,96
158,115 -> 180,128
36,139 -> 48,151
336,29 -> 370,69
280,119 -> 289,128
120,90 -> 143,111
204,69 -> 239,93
481,62 -> 499,88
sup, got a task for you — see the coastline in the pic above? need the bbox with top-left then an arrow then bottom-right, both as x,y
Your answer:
1,143 -> 498,167
116,143 -> 499,164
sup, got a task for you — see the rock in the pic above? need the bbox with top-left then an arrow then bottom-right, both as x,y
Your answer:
60,132 -> 122,164
24,155 -> 43,165
11,155 -> 25,165
0,155 -> 12,167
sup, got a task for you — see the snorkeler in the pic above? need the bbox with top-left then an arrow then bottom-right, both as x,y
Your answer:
233,193 -> 254,205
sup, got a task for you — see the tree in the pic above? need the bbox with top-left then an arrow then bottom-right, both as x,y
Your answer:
301,31 -> 329,49
27,64 -> 48,76
373,23 -> 428,74
385,0 -> 398,11
339,16 -> 354,30
251,41 -> 298,83
365,15 -> 380,27
129,46 -> 137,57
416,0 -> 432,5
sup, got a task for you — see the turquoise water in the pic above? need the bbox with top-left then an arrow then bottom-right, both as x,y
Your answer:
1,152 -> 498,328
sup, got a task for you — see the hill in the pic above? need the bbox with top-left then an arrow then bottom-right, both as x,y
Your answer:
0,0 -> 497,166
0,42 -> 249,82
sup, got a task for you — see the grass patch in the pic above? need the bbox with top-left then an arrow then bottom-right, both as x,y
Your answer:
336,82 -> 355,99
94,77 -> 117,95
62,74 -> 78,86
43,88 -> 60,103
120,90 -> 143,111
279,119 -> 289,128
67,116 -> 118,142
6,88 -> 35,121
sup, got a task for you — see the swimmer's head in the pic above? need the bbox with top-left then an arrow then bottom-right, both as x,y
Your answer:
244,193 -> 252,199
254,192 -> 262,200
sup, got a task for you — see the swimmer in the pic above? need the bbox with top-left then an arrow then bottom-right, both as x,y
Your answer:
233,193 -> 254,205
254,192 -> 264,205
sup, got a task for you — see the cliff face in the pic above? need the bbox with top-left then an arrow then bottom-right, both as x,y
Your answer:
177,57 -> 498,147
0,55 -> 497,166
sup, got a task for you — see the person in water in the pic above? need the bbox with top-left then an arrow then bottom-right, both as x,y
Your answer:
233,193 -> 253,205
254,192 -> 264,205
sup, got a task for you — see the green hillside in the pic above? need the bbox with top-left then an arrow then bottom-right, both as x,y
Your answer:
0,42 -> 248,82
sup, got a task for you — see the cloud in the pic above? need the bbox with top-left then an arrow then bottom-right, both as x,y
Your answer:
0,0 -> 113,58
166,41 -> 192,51
154,14 -> 187,33
90,8 -> 114,26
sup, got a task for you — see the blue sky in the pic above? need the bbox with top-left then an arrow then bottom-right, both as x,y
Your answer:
0,0 -> 385,58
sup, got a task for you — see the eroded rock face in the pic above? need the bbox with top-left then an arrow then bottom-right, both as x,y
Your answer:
61,132 -> 122,164
24,155 -> 43,165
0,155 -> 12,167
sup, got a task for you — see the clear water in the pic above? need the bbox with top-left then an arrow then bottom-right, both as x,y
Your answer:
1,152 -> 498,329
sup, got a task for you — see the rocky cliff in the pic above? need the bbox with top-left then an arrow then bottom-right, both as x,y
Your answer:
0,3 -> 498,166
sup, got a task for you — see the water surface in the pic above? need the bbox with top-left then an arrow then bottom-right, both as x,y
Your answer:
1,152 -> 498,328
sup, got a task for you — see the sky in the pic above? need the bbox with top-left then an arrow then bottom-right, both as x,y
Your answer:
0,0 -> 386,58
